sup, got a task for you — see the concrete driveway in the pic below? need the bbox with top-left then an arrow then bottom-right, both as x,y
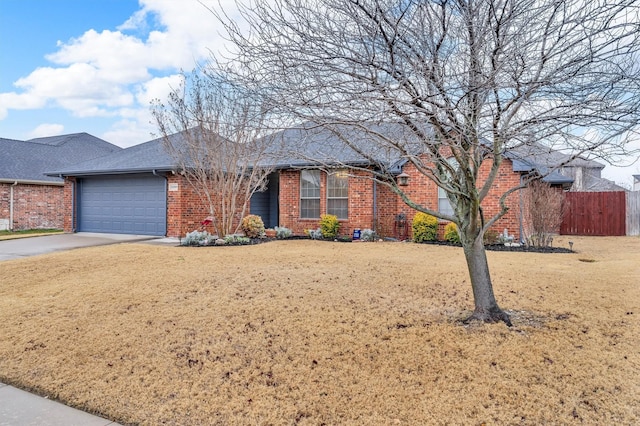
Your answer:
0,232 -> 161,262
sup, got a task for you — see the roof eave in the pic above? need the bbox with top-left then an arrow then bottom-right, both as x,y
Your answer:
45,166 -> 176,177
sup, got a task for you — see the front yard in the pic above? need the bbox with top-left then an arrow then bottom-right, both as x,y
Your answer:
0,236 -> 638,425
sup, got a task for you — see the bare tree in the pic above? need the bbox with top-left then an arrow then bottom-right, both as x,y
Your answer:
152,70 -> 274,237
218,0 -> 640,324
521,179 -> 566,248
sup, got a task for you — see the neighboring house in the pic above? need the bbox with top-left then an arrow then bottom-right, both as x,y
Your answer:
0,133 -> 121,231
49,124 -> 585,241
506,142 -> 626,192
633,175 -> 640,192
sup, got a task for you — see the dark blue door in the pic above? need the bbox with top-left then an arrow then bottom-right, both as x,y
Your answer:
250,172 -> 279,228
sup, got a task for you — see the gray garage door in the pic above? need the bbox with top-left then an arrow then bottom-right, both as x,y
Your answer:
78,174 -> 167,236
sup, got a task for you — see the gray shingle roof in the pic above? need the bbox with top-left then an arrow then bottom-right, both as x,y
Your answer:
258,122 -> 423,172
48,123 -> 604,188
0,133 -> 121,183
48,134 -> 178,176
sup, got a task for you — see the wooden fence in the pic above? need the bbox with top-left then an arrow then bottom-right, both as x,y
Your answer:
560,192 -> 627,236
627,191 -> 640,236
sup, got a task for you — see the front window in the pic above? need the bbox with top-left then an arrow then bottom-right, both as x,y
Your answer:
438,157 -> 458,216
300,170 -> 321,218
438,187 -> 454,216
327,170 -> 349,219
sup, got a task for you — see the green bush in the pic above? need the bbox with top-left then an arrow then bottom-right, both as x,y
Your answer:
319,214 -> 340,239
412,212 -> 438,243
241,214 -> 265,238
444,222 -> 461,244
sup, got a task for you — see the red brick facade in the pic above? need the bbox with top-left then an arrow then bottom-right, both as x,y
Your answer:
278,169 -> 376,236
166,174 -> 213,237
166,174 -> 249,237
0,182 -> 65,230
278,158 -> 524,240
59,159 -> 524,240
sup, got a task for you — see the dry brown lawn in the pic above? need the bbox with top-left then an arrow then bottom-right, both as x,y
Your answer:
0,236 -> 638,425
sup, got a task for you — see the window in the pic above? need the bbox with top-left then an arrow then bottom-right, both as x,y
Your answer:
438,158 -> 458,216
438,186 -> 454,216
300,170 -> 321,218
327,170 -> 349,219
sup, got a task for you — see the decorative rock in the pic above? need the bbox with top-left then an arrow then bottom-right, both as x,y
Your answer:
215,238 -> 226,246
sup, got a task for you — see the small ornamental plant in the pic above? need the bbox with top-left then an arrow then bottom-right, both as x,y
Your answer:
443,222 -> 461,244
412,212 -> 438,243
306,228 -> 323,240
274,226 -> 293,239
319,214 -> 340,239
241,214 -> 265,238
360,228 -> 377,242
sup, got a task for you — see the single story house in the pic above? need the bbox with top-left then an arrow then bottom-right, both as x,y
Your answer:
47,123 -> 606,241
0,133 -> 121,231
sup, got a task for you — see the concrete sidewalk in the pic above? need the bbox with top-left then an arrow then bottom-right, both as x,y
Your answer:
0,232 -> 159,261
0,382 -> 120,425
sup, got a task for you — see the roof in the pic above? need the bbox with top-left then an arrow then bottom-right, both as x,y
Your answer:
47,123 -> 604,188
48,134 -> 178,176
0,133 -> 121,184
258,122 -> 423,173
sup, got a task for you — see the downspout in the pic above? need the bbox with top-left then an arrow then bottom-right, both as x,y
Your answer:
71,178 -> 76,232
519,175 -> 524,244
9,181 -> 17,231
372,180 -> 378,234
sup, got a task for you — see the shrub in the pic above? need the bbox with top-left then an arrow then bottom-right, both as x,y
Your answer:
306,228 -> 323,240
522,179 -> 565,248
443,222 -> 461,244
183,230 -> 214,246
483,229 -> 499,245
223,234 -> 251,245
412,212 -> 438,243
361,228 -> 377,242
319,214 -> 340,239
274,226 -> 293,239
241,214 -> 265,238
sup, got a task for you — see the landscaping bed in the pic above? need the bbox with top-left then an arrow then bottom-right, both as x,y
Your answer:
0,236 -> 638,425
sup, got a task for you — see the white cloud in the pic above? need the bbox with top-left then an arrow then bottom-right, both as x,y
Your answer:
102,117 -> 157,148
28,123 -> 65,139
136,74 -> 183,106
0,0 -> 243,142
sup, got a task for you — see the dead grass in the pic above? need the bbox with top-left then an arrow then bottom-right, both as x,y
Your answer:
0,236 -> 638,425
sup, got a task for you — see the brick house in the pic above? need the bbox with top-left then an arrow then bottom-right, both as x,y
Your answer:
0,134 -> 120,231
49,124 -> 581,240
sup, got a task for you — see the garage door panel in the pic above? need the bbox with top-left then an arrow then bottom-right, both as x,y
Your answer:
79,175 -> 166,236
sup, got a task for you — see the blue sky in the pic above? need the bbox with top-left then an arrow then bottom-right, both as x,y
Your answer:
0,0 -> 638,186
0,0 -> 234,147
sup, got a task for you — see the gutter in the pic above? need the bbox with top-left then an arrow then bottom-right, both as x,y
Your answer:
0,178 -> 64,186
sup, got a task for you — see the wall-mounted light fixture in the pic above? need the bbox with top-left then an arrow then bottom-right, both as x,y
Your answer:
397,172 -> 410,186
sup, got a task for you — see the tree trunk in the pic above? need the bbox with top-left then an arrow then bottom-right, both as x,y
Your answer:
461,236 -> 512,326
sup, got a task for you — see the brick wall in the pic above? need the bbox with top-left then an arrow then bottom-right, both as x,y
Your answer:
63,178 -> 76,233
277,158 -> 524,241
0,182 -> 65,230
166,174 -> 247,238
278,169 -> 377,236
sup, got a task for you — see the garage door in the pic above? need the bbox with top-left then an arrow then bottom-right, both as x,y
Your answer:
78,174 -> 166,236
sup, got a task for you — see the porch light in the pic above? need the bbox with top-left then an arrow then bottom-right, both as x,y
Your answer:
397,172 -> 410,186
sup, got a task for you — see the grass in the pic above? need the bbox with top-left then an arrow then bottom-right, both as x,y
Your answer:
0,236 -> 638,425
0,228 -> 63,240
